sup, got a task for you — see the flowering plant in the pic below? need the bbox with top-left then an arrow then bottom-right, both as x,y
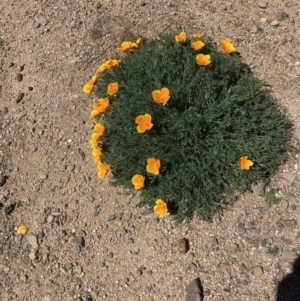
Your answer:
83,33 -> 292,222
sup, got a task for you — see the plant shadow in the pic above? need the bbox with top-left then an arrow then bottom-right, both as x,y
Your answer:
276,256 -> 300,301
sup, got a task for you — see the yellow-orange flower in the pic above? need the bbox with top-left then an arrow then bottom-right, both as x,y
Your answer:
175,31 -> 186,43
107,82 -> 119,96
93,98 -> 110,112
196,54 -> 211,66
146,158 -> 161,175
97,163 -> 110,178
97,59 -> 121,73
152,87 -> 170,106
238,156 -> 254,170
83,79 -> 95,94
131,174 -> 145,190
92,148 -> 103,158
91,75 -> 98,84
117,41 -> 132,53
131,38 -> 142,49
94,156 -> 102,164
135,114 -> 153,133
94,123 -> 105,136
17,225 -> 28,235
91,133 -> 101,141
90,139 -> 98,148
191,40 -> 205,51
90,110 -> 101,118
220,38 -> 236,54
154,199 -> 168,217
192,33 -> 203,39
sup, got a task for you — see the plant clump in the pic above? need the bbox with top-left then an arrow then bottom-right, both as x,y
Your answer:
83,32 -> 292,223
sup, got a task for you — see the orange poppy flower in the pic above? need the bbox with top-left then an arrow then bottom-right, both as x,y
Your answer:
131,174 -> 145,190
238,156 -> 254,170
146,158 -> 161,175
191,40 -> 205,51
152,87 -> 170,106
97,59 -> 121,73
90,109 -> 101,118
220,38 -> 235,54
97,163 -> 110,178
175,31 -> 186,43
117,41 -> 132,53
91,75 -> 98,84
83,79 -> 95,94
93,98 -> 110,113
154,199 -> 168,217
107,82 -> 119,96
192,33 -> 203,39
90,139 -> 98,148
17,225 -> 28,235
91,133 -> 101,141
94,156 -> 102,164
131,38 -> 142,49
94,123 -> 105,136
196,54 -> 211,66
135,114 -> 153,133
92,148 -> 102,157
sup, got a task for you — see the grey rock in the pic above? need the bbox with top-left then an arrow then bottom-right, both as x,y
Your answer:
93,211 -> 100,217
30,146 -> 37,152
257,1 -> 268,8
127,238 -> 134,244
73,244 -> 81,253
185,278 -> 203,301
271,20 -> 280,26
277,11 -> 288,21
153,217 -> 160,224
98,261 -> 105,267
107,214 -> 117,221
91,30 -> 102,40
42,294 -> 54,301
15,93 -> 25,103
227,242 -> 239,253
73,236 -> 84,247
65,263 -> 73,271
16,73 -> 23,82
4,203 -> 15,215
25,232 -> 39,249
0,175 -> 7,186
253,266 -> 264,277
178,238 -> 190,254
284,219 -> 297,228
77,230 -> 86,237
47,215 -> 54,223
261,239 -> 267,247
0,271 -> 6,280
211,237 -> 219,246
19,65 -> 24,72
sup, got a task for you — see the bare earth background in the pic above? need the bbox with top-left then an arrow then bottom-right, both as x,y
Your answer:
1,1 -> 300,300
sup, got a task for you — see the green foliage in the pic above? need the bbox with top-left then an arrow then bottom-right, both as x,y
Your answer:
95,33 -> 292,223
268,246 -> 280,256
263,188 -> 281,206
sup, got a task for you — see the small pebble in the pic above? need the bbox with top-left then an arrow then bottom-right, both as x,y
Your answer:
253,266 -> 264,277
25,232 -> 39,249
40,174 -> 48,180
29,249 -> 37,260
271,20 -> 280,26
93,211 -> 100,217
98,261 -> 105,267
30,146 -> 37,152
227,242 -> 239,253
77,230 -> 86,237
261,239 -> 267,247
277,11 -> 288,21
153,217 -> 160,224
178,238 -> 190,254
42,294 -> 53,301
4,203 -> 15,215
47,215 -> 54,223
0,175 -> 7,187
107,214 -> 117,222
127,238 -> 134,244
211,237 -> 219,246
73,236 -> 84,246
16,73 -> 23,82
260,17 -> 268,23
257,1 -> 268,8
15,93 -> 25,103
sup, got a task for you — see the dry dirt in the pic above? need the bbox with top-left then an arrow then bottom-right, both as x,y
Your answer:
1,1 -> 300,301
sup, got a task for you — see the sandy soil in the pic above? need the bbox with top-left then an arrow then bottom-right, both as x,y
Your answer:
1,1 -> 300,300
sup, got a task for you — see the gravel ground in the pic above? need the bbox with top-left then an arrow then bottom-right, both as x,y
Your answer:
0,1 -> 300,300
